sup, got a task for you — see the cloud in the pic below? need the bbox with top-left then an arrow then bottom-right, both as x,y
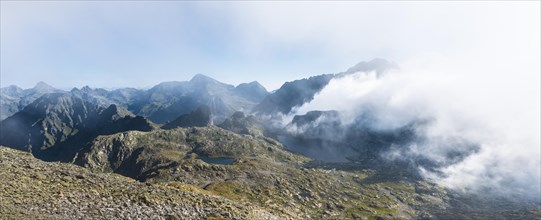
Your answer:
289,4 -> 540,197
293,52 -> 540,199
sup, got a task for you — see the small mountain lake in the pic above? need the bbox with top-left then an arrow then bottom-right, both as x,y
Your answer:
198,156 -> 236,165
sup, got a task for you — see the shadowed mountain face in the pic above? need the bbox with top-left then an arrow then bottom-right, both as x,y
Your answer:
0,93 -> 155,161
0,82 -> 64,120
162,105 -> 212,129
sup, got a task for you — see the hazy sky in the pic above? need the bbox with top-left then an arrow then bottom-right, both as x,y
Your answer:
1,1 -> 539,90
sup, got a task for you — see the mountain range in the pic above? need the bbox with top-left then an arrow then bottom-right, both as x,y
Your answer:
1,74 -> 269,124
0,59 -> 539,219
1,59 -> 397,123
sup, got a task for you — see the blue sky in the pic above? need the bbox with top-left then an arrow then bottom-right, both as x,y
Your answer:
1,1 -> 539,90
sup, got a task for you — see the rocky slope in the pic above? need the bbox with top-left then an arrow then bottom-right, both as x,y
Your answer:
72,126 -> 459,219
0,146 -> 279,220
0,93 -> 156,161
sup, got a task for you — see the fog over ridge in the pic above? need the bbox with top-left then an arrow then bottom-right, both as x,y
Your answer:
293,58 -> 541,200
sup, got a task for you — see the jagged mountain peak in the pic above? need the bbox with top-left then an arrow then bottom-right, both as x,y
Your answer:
81,85 -> 92,91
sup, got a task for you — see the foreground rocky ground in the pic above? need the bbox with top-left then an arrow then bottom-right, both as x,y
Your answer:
0,146 -> 280,220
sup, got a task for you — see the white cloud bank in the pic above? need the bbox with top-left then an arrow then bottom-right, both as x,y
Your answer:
287,1 -> 540,198
295,52 -> 540,198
